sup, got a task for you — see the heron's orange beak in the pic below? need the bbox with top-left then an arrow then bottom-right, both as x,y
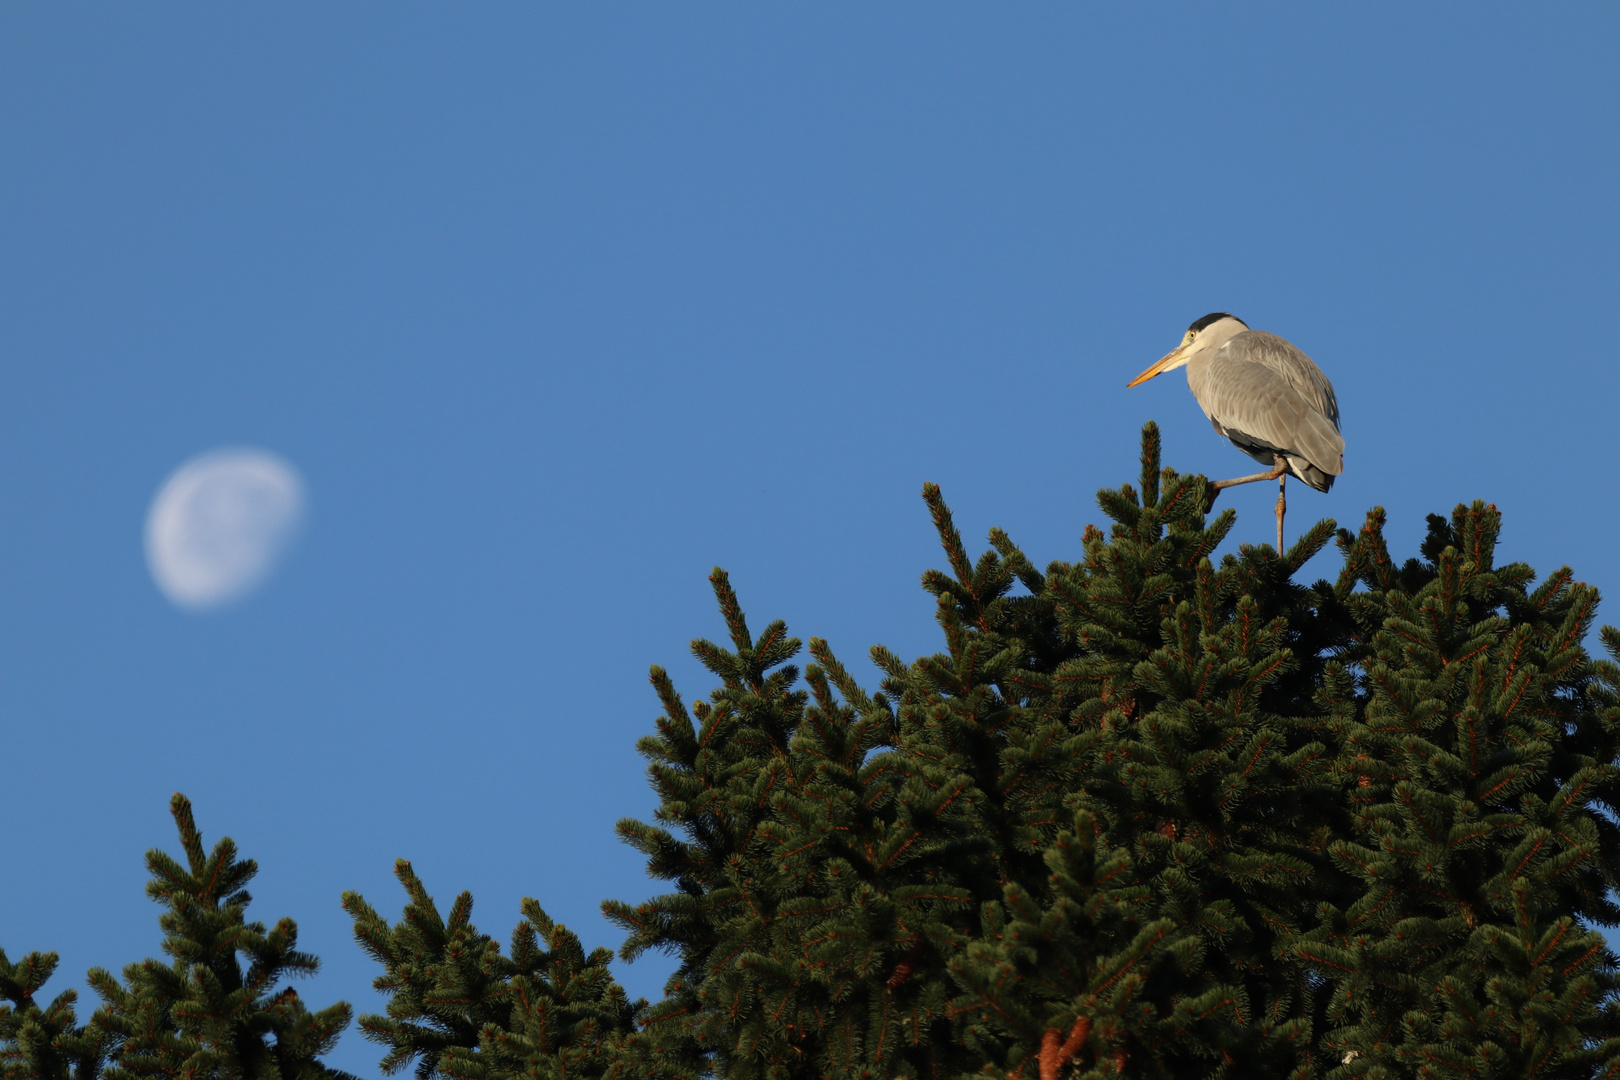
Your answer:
1126,346 -> 1187,388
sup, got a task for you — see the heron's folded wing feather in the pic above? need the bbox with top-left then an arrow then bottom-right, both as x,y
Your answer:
1202,353 -> 1344,476
1224,331 -> 1341,430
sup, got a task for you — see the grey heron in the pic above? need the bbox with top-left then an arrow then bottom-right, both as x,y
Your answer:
1127,313 -> 1343,552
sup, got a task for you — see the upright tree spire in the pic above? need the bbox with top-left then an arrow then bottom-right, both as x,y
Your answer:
89,794 -> 354,1080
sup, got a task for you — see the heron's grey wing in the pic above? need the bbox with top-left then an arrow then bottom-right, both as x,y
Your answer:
1198,349 -> 1345,478
1224,331 -> 1341,430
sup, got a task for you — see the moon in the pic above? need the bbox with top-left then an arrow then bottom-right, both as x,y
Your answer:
145,448 -> 307,610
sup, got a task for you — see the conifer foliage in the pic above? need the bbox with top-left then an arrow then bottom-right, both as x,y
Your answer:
601,567 -> 985,1079
10,425 -> 1620,1080
0,950 -> 110,1080
599,423 -> 1620,1079
90,794 -> 355,1080
1,794 -> 353,1080
1298,503 -> 1620,1077
342,860 -> 638,1080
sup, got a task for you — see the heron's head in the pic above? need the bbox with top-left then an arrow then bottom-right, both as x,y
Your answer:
1126,313 -> 1249,387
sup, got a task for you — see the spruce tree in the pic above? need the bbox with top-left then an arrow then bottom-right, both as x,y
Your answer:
939,427 -> 1358,1077
88,794 -> 355,1080
603,566 -> 1029,1078
14,424 -> 1618,1079
2,795 -> 352,1080
607,422 -> 1620,1079
0,950 -> 111,1080
1294,504 -> 1620,1078
343,860 -> 639,1080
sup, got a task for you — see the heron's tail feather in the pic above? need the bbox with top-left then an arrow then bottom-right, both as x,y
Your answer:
1285,455 -> 1335,493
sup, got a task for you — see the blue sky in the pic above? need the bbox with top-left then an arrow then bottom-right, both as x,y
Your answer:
2,6 -> 1617,1076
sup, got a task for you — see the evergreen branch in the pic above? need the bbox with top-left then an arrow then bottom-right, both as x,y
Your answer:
1139,421 -> 1162,509
922,483 -> 975,591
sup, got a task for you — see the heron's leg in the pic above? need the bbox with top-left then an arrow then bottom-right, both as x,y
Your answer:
1276,472 -> 1286,553
1205,461 -> 1289,514
1211,461 -> 1288,491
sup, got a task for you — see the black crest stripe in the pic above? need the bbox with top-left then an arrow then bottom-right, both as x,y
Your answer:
1187,312 -> 1246,333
